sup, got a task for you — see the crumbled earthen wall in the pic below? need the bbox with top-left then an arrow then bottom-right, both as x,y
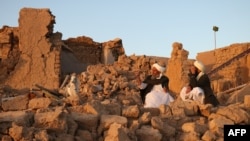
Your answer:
1,7 -> 249,96
4,8 -> 60,90
196,50 -> 216,72
63,36 -> 102,65
64,36 -> 125,65
213,43 -> 250,84
102,38 -> 125,64
197,43 -> 250,93
0,26 -> 19,83
165,42 -> 192,96
0,8 -> 125,91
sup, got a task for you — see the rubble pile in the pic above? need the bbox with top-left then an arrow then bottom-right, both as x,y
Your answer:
1,54 -> 250,141
0,8 -> 126,91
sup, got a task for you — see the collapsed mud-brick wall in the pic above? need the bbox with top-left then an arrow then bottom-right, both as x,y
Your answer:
166,42 -> 191,96
0,26 -> 19,84
0,8 -> 125,92
63,37 -> 125,66
197,43 -> 250,93
4,8 -> 60,90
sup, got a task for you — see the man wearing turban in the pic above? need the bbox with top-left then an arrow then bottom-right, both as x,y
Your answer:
188,60 -> 219,106
137,62 -> 174,108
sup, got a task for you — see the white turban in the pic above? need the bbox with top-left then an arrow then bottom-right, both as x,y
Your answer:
194,60 -> 205,72
152,63 -> 165,73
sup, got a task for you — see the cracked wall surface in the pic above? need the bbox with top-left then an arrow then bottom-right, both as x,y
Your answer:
0,8 -> 125,91
5,8 -> 60,90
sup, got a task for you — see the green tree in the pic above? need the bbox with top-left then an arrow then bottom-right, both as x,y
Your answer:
213,26 -> 219,49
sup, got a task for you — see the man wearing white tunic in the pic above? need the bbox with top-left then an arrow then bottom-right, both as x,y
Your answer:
137,62 -> 174,108
180,84 -> 205,104
188,60 -> 219,106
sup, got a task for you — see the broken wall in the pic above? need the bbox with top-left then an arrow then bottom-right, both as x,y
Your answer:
5,8 -> 60,90
64,36 -> 125,65
63,36 -> 102,65
102,38 -> 125,64
0,8 -> 125,92
197,43 -> 250,93
196,50 -> 216,73
166,42 -> 191,96
0,26 -> 19,83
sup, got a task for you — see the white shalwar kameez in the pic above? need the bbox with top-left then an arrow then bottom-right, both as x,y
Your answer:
180,86 -> 205,104
143,83 -> 174,108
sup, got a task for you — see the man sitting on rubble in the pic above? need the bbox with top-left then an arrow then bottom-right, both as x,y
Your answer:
136,62 -> 174,108
188,60 -> 219,107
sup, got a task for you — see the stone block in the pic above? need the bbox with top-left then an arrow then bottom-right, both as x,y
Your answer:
9,123 -> 34,141
104,123 -> 130,141
122,105 -> 140,118
76,130 -> 93,141
70,112 -> 98,131
2,95 -> 29,111
0,111 -> 34,126
34,107 -> 68,133
136,125 -> 162,141
159,104 -> 172,118
98,114 -> 128,135
103,103 -> 122,115
139,112 -> 151,125
34,130 -> 50,141
28,97 -> 52,109
140,107 -> 160,117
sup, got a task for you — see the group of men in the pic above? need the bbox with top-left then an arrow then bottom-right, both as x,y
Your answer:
137,60 -> 219,108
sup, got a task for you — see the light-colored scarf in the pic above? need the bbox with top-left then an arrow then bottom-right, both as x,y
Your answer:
196,72 -> 204,81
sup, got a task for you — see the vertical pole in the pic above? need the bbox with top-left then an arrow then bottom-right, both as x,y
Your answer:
213,26 -> 218,56
214,31 -> 217,50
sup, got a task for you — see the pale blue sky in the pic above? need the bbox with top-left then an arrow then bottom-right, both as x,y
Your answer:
1,0 -> 249,59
